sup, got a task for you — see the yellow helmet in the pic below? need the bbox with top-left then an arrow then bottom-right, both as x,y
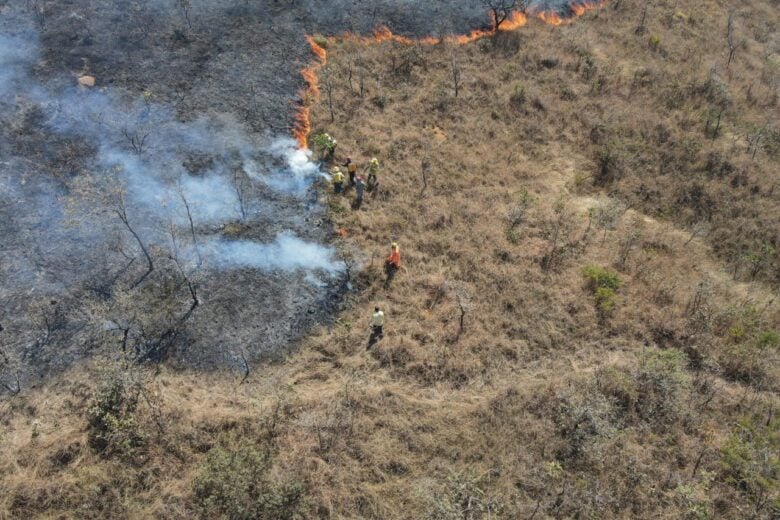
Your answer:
391,242 -> 398,249
371,158 -> 379,166
332,166 -> 341,173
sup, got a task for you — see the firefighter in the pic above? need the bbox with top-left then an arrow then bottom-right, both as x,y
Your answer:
331,167 -> 344,194
354,175 -> 365,209
384,242 -> 401,288
368,306 -> 385,348
343,157 -> 358,187
366,158 -> 380,196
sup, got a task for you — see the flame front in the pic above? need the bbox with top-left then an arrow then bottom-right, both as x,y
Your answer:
292,3 -> 605,149
292,36 -> 328,149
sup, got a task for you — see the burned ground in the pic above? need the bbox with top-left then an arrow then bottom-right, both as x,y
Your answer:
0,0 -> 584,386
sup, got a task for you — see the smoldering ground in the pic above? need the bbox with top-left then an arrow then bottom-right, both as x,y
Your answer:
0,0 -> 583,390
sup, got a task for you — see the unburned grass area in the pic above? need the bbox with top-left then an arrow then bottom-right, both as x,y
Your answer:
2,0 -> 779,518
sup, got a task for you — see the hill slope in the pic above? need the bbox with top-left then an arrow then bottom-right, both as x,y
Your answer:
2,0 -> 779,518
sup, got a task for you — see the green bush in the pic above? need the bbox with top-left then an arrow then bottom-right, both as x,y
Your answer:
582,265 -> 621,315
87,379 -> 145,459
312,133 -> 336,152
194,435 -> 309,520
583,265 -> 621,291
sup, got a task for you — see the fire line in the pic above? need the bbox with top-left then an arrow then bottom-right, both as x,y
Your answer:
292,1 -> 606,149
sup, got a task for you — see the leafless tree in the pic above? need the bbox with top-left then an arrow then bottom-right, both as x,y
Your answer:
726,10 -> 742,68
176,0 -> 193,29
420,159 -> 430,197
321,67 -> 336,122
232,168 -> 248,221
176,183 -> 202,267
482,0 -> 519,31
115,186 -> 154,288
122,128 -> 150,155
450,55 -> 462,98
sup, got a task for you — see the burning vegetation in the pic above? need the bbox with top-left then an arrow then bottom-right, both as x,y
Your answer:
292,1 -> 605,148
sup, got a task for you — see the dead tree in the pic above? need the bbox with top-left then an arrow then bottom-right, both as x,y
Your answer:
177,184 -> 202,267
450,55 -> 462,98
122,128 -> 150,155
420,159 -> 430,197
726,11 -> 739,68
321,67 -> 336,122
232,168 -> 248,221
176,0 -> 193,29
635,1 -> 648,34
482,0 -> 519,31
115,186 -> 154,288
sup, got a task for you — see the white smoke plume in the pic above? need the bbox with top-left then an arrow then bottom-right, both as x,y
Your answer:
0,26 -> 341,277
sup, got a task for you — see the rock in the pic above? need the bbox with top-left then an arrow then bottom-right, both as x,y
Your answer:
78,75 -> 95,87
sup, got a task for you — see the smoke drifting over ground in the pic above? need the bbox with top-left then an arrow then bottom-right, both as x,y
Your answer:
0,0 -> 578,388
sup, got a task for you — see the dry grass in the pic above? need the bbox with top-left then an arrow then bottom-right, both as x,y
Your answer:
2,0 -> 779,518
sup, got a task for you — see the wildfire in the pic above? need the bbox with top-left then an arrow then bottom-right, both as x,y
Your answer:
292,3 -> 605,148
534,0 -> 606,27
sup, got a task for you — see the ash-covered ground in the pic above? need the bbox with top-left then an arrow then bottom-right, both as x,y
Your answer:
0,0 -> 575,390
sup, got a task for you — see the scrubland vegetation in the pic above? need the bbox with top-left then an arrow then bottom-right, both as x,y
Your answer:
2,0 -> 779,518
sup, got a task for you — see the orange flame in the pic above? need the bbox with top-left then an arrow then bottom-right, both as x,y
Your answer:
292,3 -> 604,148
534,0 -> 606,26
292,36 -> 328,149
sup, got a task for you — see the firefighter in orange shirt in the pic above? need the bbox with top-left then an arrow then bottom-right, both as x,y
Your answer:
384,242 -> 401,288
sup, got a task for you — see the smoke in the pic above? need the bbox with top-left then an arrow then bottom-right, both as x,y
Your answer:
203,232 -> 340,273
0,26 -> 340,278
244,138 -> 329,196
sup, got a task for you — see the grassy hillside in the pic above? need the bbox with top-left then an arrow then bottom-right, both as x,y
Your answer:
2,0 -> 779,518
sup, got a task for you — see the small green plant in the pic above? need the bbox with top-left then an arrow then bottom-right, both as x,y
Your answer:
194,434 -> 309,520
510,83 -> 526,106
649,34 -> 661,51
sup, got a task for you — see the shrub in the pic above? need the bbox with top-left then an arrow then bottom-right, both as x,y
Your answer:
194,435 -> 309,520
582,265 -> 621,315
722,329 -> 779,389
582,265 -> 621,291
648,34 -> 661,51
720,413 -> 779,510
555,390 -> 616,461
425,470 -> 504,519
87,379 -> 145,459
596,366 -> 638,414
593,141 -> 622,185
311,132 -> 336,155
636,348 -> 690,427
